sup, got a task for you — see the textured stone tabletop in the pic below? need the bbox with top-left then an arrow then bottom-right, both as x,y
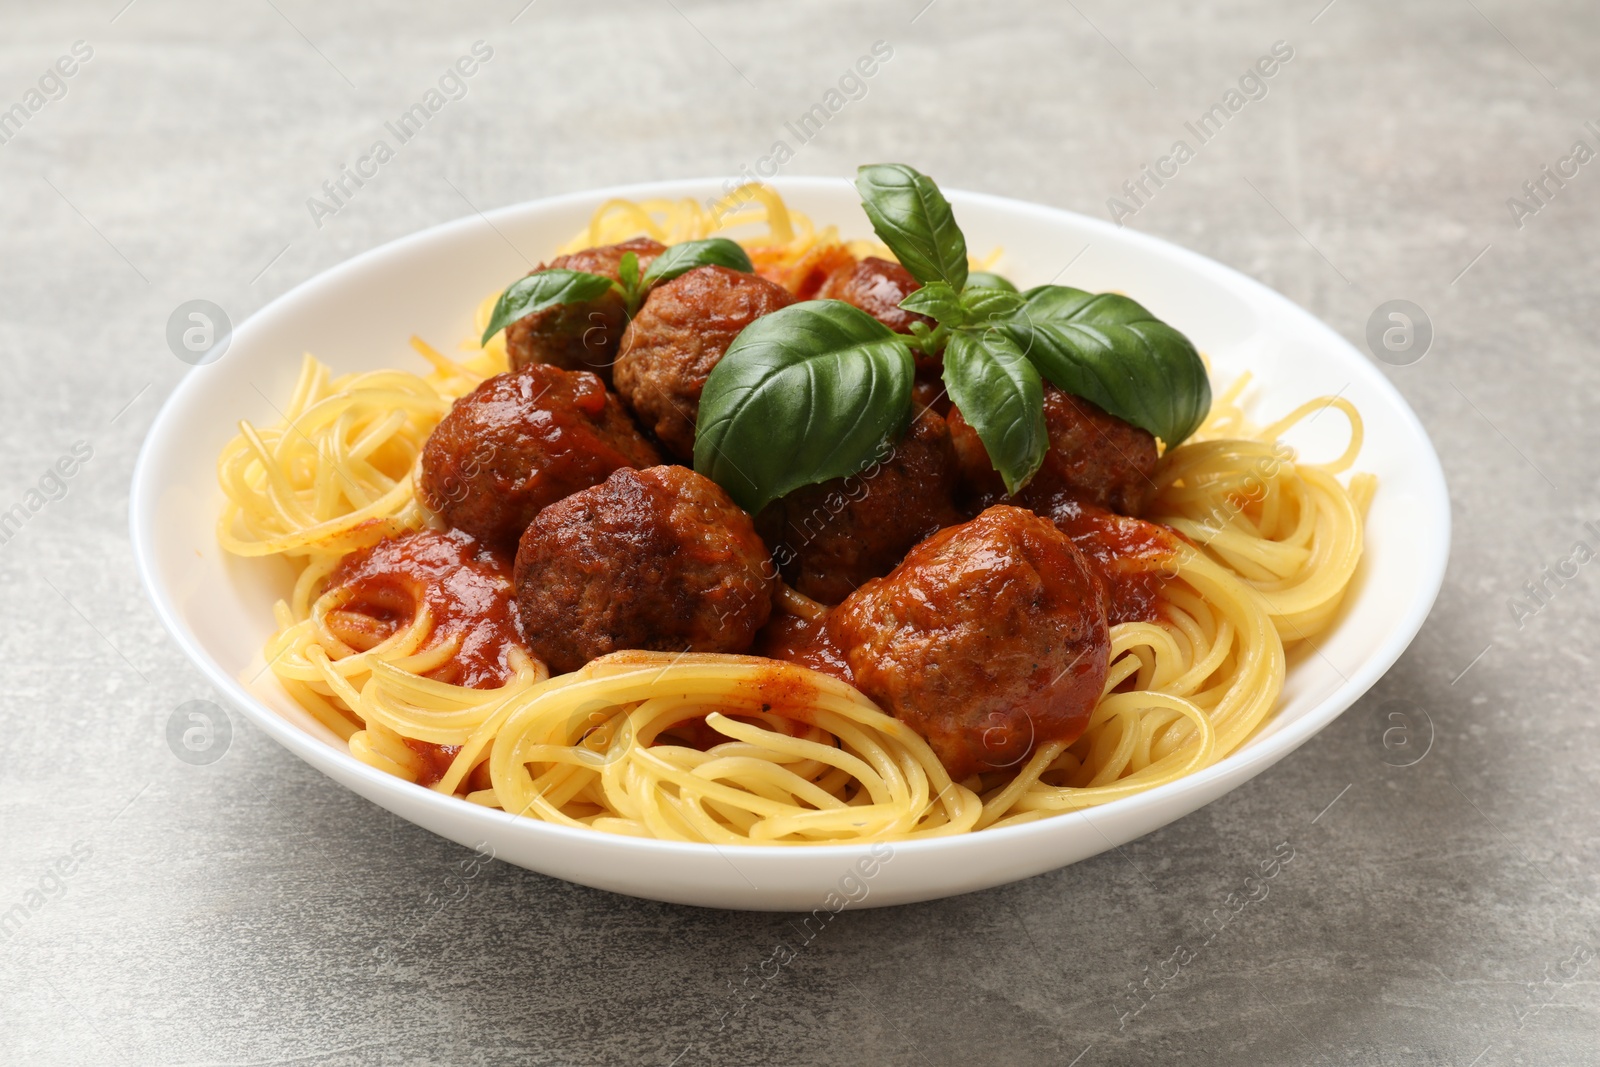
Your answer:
3,1 -> 1598,1063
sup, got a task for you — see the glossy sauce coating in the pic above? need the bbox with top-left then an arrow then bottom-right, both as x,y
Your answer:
1041,496 -> 1181,625
323,528 -> 525,691
817,256 -> 933,336
419,363 -> 661,552
753,609 -> 853,682
402,738 -> 463,789
827,505 -> 1110,780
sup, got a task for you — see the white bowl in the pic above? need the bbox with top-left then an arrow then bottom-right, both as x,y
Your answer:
131,177 -> 1450,910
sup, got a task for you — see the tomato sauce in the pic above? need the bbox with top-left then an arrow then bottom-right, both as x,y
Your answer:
753,610 -> 854,684
325,528 -> 528,788
402,737 -> 461,786
749,242 -> 858,299
1043,496 -> 1181,625
325,528 -> 526,689
652,663 -> 824,752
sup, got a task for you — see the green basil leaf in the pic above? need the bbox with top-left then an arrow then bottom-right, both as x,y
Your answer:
897,281 -> 967,327
695,300 -> 916,514
855,163 -> 968,291
965,271 -> 1017,292
943,329 -> 1047,495
641,237 -> 753,287
905,319 -> 947,361
618,251 -> 641,294
998,286 -> 1211,447
960,286 -> 1026,323
481,269 -> 618,346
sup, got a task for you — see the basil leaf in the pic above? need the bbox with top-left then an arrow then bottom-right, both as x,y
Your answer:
617,251 -> 641,300
943,329 -> 1047,495
481,269 -> 618,346
999,286 -> 1211,447
641,237 -> 753,287
905,319 -> 946,361
960,286 -> 1026,323
898,281 -> 966,327
695,300 -> 916,514
855,163 -> 968,291
965,271 -> 1017,292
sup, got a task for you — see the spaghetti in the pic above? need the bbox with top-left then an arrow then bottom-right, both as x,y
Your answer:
216,186 -> 1371,844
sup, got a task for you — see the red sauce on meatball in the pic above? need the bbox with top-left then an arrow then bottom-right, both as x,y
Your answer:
1041,496 -> 1182,626
419,363 -> 660,551
753,610 -> 854,683
817,256 -> 933,336
826,506 -> 1110,780
756,408 -> 963,605
614,265 -> 796,461
950,385 -> 1160,517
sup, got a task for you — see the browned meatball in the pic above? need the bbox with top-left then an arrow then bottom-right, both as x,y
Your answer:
419,364 -> 661,551
514,465 -> 776,673
613,265 -> 795,460
828,505 -> 1109,780
756,409 -> 963,604
504,237 -> 665,384
949,384 -> 1160,516
817,256 -> 932,336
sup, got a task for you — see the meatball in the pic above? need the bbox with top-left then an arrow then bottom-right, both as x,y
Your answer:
613,265 -> 795,460
949,384 -> 1160,516
817,256 -> 932,336
828,505 -> 1109,780
503,237 -> 665,384
514,465 -> 776,673
419,363 -> 661,551
757,408 -> 963,604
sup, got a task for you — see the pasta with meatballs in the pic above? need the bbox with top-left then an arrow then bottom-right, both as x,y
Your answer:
215,176 -> 1372,844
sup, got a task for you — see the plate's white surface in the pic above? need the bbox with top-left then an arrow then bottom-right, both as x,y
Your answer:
130,178 -> 1450,911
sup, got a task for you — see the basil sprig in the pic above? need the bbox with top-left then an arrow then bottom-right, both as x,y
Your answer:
695,301 -> 914,514
694,163 -> 1209,505
855,163 -> 968,291
641,237 -> 752,286
480,237 -> 754,346
994,287 -> 1212,448
965,270 -> 1017,292
481,269 -> 618,346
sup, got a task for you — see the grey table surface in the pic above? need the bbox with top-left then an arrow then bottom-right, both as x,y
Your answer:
2,0 -> 1597,1063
